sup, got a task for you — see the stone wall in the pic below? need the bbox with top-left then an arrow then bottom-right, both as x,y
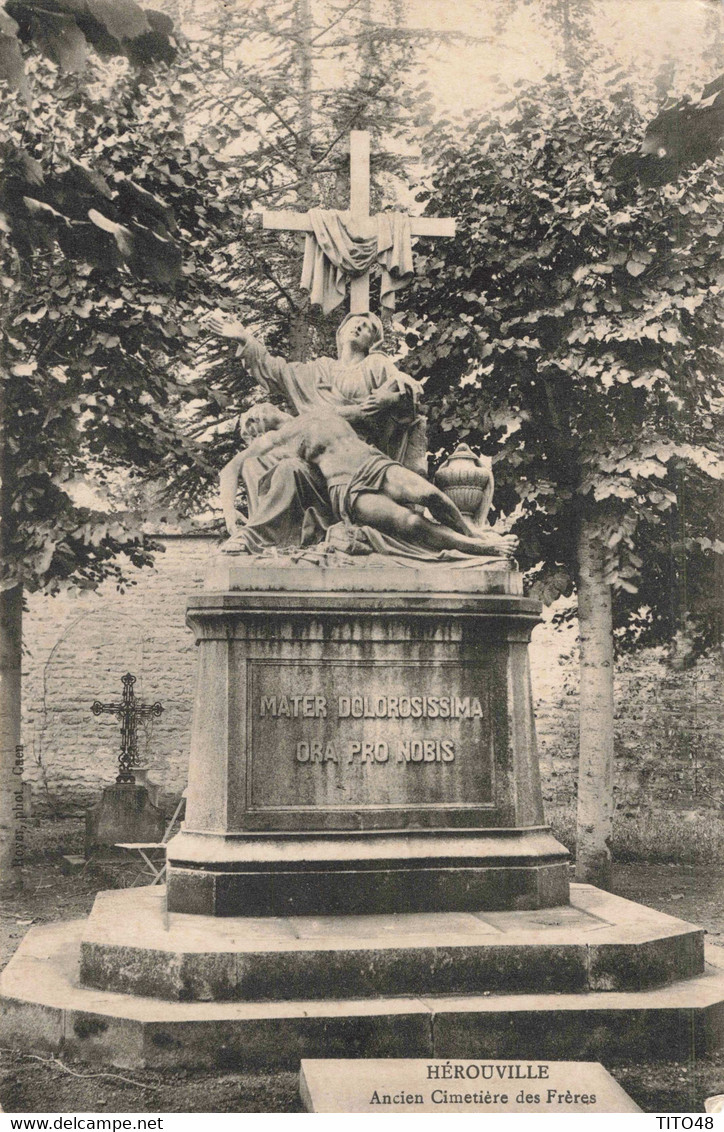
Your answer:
20,535 -> 724,816
531,618 -> 724,814
22,536 -> 214,812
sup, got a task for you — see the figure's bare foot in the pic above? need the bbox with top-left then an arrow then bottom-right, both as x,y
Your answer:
222,513 -> 252,551
470,531 -> 518,557
429,524 -> 519,557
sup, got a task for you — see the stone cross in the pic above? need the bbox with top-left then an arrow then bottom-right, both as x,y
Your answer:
91,673 -> 163,784
262,129 -> 456,312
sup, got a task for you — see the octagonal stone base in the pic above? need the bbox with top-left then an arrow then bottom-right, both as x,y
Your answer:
80,885 -> 704,1002
2,885 -> 722,1070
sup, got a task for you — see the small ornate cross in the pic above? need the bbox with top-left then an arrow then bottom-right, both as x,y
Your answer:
262,130 -> 456,312
91,673 -> 163,784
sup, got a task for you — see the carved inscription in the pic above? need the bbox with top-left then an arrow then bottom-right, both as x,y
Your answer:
247,661 -> 494,811
259,693 -> 484,767
260,694 -> 483,719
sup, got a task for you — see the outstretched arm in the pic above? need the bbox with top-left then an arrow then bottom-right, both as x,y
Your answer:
207,313 -> 252,346
206,312 -> 294,399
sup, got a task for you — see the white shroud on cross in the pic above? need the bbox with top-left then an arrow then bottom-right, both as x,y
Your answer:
262,130 -> 455,313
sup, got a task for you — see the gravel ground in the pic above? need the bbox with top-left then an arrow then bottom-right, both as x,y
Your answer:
1,821 -> 724,1113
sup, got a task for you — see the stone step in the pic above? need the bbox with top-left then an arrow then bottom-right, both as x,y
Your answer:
2,918 -> 724,1069
78,885 -> 704,1002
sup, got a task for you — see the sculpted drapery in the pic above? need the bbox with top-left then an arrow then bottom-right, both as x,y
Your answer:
212,309 -> 516,564
229,316 -> 429,556
300,209 -> 414,314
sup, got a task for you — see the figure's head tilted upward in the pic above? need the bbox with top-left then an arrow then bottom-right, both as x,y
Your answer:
335,312 -> 384,359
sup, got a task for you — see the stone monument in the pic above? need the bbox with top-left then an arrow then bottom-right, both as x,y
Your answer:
170,131 -> 569,915
3,131 -> 724,1078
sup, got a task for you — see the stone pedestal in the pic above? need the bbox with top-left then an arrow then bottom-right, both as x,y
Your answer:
6,560 -> 724,1073
166,560 -> 570,916
85,782 -> 166,858
130,768 -> 162,809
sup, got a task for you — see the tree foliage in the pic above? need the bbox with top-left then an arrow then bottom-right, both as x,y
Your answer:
0,47 -> 243,595
405,73 -> 724,643
0,0 -> 185,287
613,73 -> 724,187
0,0 -> 177,101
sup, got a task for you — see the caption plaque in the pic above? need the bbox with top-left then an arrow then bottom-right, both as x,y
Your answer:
247,659 -> 494,812
300,1059 -> 642,1113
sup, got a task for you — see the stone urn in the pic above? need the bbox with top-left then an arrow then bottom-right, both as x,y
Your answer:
434,443 -> 492,519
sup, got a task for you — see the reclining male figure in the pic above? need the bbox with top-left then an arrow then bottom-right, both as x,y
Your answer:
220,406 -> 518,558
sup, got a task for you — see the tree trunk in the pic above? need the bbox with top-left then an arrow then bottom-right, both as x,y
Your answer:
0,344 -> 23,888
716,482 -> 724,648
0,585 -> 22,888
575,515 -> 615,889
290,0 -> 314,363
560,0 -> 572,61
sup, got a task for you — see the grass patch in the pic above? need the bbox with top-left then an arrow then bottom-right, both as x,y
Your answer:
547,805 -> 577,855
613,811 -> 724,864
21,811 -> 724,868
19,816 -> 85,862
547,805 -> 724,865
